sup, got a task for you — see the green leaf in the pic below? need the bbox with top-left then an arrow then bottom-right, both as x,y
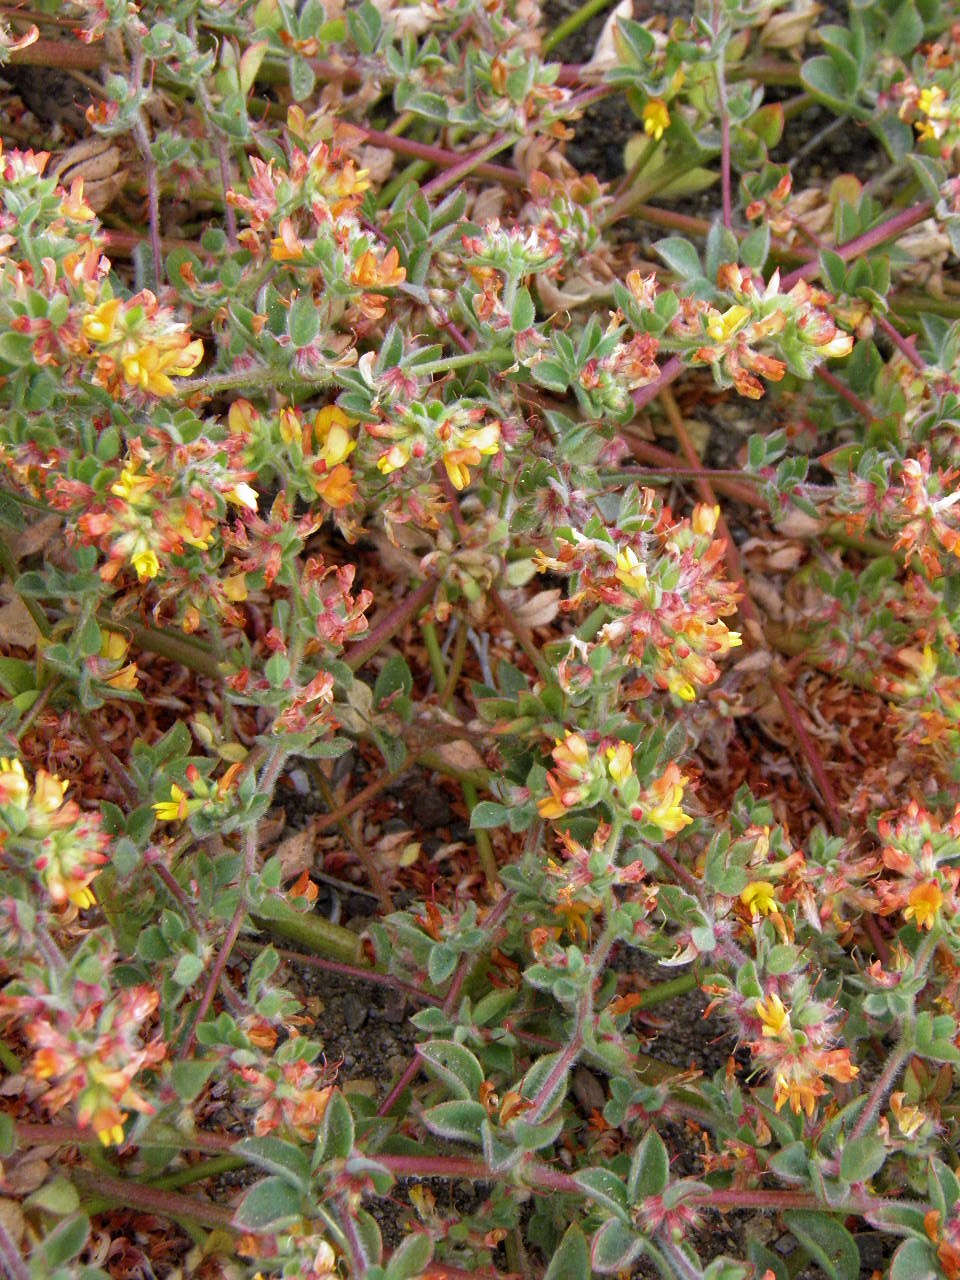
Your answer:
233,1176 -> 302,1230
746,1240 -> 788,1280
0,1112 -> 15,1156
170,1059 -> 217,1102
418,1040 -> 484,1100
782,1210 -> 860,1280
628,1126 -> 669,1199
801,56 -> 856,114
886,0 -> 922,54
654,236 -> 702,281
235,1136 -> 311,1194
427,942 -> 458,986
374,654 -> 413,703
591,1218 -> 644,1273
385,1232 -> 433,1280
172,953 -> 204,987
0,331 -> 36,366
574,1167 -> 629,1219
320,1089 -> 355,1159
422,1100 -> 487,1144
470,801 -> 511,829
289,55 -> 316,102
39,1215 -> 90,1267
288,295 -> 320,349
0,658 -> 37,695
839,1134 -> 887,1184
545,1224 -> 590,1280
890,1238 -> 939,1280
511,286 -> 535,332
26,1176 -> 80,1216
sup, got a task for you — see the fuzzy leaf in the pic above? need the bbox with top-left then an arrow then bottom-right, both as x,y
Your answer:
234,1176 -> 302,1230
235,1136 -> 311,1193
591,1218 -> 644,1273
782,1210 -> 859,1280
418,1040 -> 484,1100
545,1224 -> 590,1280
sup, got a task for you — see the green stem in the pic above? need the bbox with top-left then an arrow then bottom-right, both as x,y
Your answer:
251,895 -> 363,964
413,349 -> 511,378
378,158 -> 431,209
143,1154 -> 246,1191
543,0 -> 618,53
422,620 -> 448,690
440,622 -> 469,708
462,776 -> 499,890
630,972 -> 698,1009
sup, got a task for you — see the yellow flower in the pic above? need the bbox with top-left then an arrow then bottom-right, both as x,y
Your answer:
223,573 -> 248,602
666,670 -> 697,703
614,546 -> 648,596
443,447 -> 482,491
643,763 -> 693,836
553,733 -> 591,771
82,298 -> 122,345
377,443 -> 410,476
131,548 -> 160,582
691,504 -> 720,537
0,757 -> 30,808
97,1123 -> 126,1147
110,464 -> 156,505
741,881 -> 777,917
121,338 -> 203,396
773,1071 -> 822,1118
225,481 -> 259,511
32,770 -> 68,815
313,406 -> 357,468
904,881 -> 943,931
152,783 -> 190,822
271,216 -> 305,261
918,85 -> 947,119
605,741 -> 633,785
705,304 -> 752,343
100,631 -> 129,662
756,992 -> 791,1039
643,98 -> 671,142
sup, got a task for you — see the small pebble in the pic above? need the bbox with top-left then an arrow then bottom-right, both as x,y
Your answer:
343,992 -> 368,1031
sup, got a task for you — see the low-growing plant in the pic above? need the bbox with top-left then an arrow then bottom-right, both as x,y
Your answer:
0,0 -> 959,1277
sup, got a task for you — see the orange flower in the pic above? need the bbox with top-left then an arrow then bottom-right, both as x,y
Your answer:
313,463 -> 357,509
904,881 -> 943,930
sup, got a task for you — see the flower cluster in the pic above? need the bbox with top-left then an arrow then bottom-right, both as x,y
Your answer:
874,799 -> 960,934
66,433 -> 257,591
745,983 -> 859,1117
537,732 -> 693,838
0,757 -> 108,910
540,494 -> 742,702
0,964 -> 164,1145
370,397 -> 503,491
81,290 -> 204,397
894,26 -> 960,157
228,131 -> 405,330
670,264 -> 853,398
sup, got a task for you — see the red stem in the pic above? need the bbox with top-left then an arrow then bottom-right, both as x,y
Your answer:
815,365 -> 877,423
876,313 -> 926,370
345,577 -> 436,670
781,202 -> 933,290
351,125 -> 522,187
